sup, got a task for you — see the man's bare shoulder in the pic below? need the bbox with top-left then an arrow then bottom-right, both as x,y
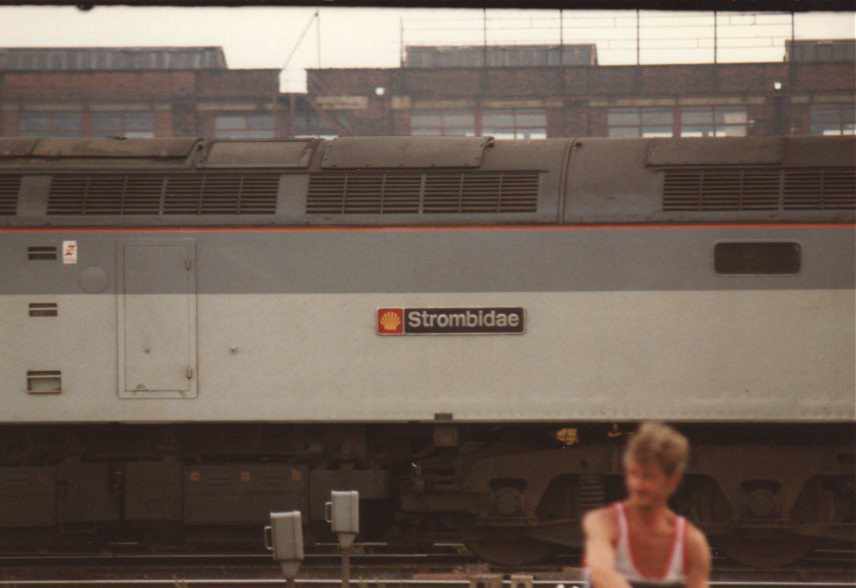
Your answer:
582,505 -> 617,540
684,520 -> 712,568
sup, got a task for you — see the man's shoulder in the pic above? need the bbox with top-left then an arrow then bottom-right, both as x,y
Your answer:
582,504 -> 618,538
682,519 -> 712,566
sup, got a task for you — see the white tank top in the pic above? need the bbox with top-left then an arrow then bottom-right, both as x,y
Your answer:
612,502 -> 687,587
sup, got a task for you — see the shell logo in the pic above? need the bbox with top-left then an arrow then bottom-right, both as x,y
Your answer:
377,308 -> 404,335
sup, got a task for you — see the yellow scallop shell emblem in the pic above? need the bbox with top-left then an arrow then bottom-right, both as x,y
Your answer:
380,310 -> 402,332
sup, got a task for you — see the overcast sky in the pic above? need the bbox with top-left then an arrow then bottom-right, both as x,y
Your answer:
1,7 -> 853,91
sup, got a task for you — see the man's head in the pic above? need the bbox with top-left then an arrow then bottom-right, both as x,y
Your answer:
623,422 -> 689,509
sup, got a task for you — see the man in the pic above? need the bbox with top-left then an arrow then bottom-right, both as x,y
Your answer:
583,422 -> 711,588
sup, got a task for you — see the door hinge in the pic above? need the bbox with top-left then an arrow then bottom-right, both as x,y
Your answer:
186,366 -> 194,380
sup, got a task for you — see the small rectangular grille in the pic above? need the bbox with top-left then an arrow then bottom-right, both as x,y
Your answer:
664,167 -> 855,212
29,303 -> 58,317
0,175 -> 20,216
307,171 -> 539,215
28,246 -> 57,261
26,370 -> 62,395
47,173 -> 279,215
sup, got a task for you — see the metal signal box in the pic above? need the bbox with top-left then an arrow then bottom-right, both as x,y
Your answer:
264,511 -> 304,578
325,490 -> 359,549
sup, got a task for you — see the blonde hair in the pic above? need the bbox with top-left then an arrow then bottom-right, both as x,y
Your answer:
624,422 -> 689,477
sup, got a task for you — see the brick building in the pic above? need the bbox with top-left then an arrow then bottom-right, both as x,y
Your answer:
0,42 -> 853,140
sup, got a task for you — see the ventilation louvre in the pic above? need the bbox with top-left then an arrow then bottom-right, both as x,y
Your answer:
307,171 -> 539,215
29,303 -> 58,317
26,370 -> 62,395
28,246 -> 57,261
47,173 -> 279,215
0,175 -> 20,216
664,167 -> 855,212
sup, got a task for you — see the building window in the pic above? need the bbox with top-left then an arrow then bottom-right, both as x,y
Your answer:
214,113 -> 275,139
607,108 -> 674,138
19,111 -> 83,138
482,109 -> 547,139
92,111 -> 155,138
810,104 -> 856,135
680,107 -> 748,137
411,110 -> 475,137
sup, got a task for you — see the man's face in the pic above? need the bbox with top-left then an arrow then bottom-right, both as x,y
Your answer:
624,456 -> 680,510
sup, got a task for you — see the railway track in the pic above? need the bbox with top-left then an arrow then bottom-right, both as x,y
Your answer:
0,542 -> 851,585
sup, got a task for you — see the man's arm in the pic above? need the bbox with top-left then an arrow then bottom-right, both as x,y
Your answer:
684,523 -> 712,588
582,508 -> 632,588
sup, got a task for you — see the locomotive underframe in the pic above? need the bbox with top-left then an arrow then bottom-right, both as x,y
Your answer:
0,422 -> 852,568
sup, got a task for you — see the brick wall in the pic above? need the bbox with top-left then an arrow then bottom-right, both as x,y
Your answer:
197,70 -> 278,97
2,71 -> 196,100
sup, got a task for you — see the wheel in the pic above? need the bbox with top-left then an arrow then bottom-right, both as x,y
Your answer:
465,534 -> 559,567
719,530 -> 816,568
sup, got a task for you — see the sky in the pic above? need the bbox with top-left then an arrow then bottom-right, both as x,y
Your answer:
0,7 -> 853,91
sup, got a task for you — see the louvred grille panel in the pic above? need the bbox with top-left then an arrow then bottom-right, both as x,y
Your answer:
664,167 -> 855,212
47,173 -> 279,215
307,171 -> 539,215
0,175 -> 20,216
783,169 -> 856,210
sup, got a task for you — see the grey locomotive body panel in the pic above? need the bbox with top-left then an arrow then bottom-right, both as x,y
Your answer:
1,225 -> 853,423
0,135 -> 853,424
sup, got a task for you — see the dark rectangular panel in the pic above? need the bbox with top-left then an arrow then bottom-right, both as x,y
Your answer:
715,242 -> 802,274
0,467 -> 56,527
125,461 -> 183,521
183,464 -> 307,525
57,461 -> 120,524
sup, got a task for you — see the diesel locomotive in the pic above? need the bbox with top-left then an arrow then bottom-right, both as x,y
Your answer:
0,134 -> 853,568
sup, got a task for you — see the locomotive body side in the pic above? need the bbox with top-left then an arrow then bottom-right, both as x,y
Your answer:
0,136 -> 852,567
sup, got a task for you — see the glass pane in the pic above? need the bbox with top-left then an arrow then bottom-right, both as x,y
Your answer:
843,123 -> 856,135
608,108 -> 639,126
483,110 -> 515,127
716,125 -> 747,137
215,115 -> 247,130
55,112 -> 82,131
681,126 -> 714,137
92,113 -> 122,131
124,131 -> 156,138
410,111 -> 443,127
247,114 -> 274,130
641,108 -> 674,125
813,126 -> 842,136
515,109 -> 546,126
641,126 -> 673,137
20,113 -> 51,131
716,108 -> 748,124
486,130 -> 516,139
444,112 -> 475,128
522,129 -> 547,139
609,126 -> 640,138
411,128 -> 442,136
216,129 -> 274,139
842,106 -> 856,123
810,107 -> 841,124
682,108 -> 714,125
125,112 -> 154,130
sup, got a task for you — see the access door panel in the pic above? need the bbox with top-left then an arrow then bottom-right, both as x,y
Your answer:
119,242 -> 197,398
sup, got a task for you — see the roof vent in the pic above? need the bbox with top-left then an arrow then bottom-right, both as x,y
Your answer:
47,173 -> 279,215
307,171 -> 539,215
664,167 -> 855,212
0,174 -> 20,216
